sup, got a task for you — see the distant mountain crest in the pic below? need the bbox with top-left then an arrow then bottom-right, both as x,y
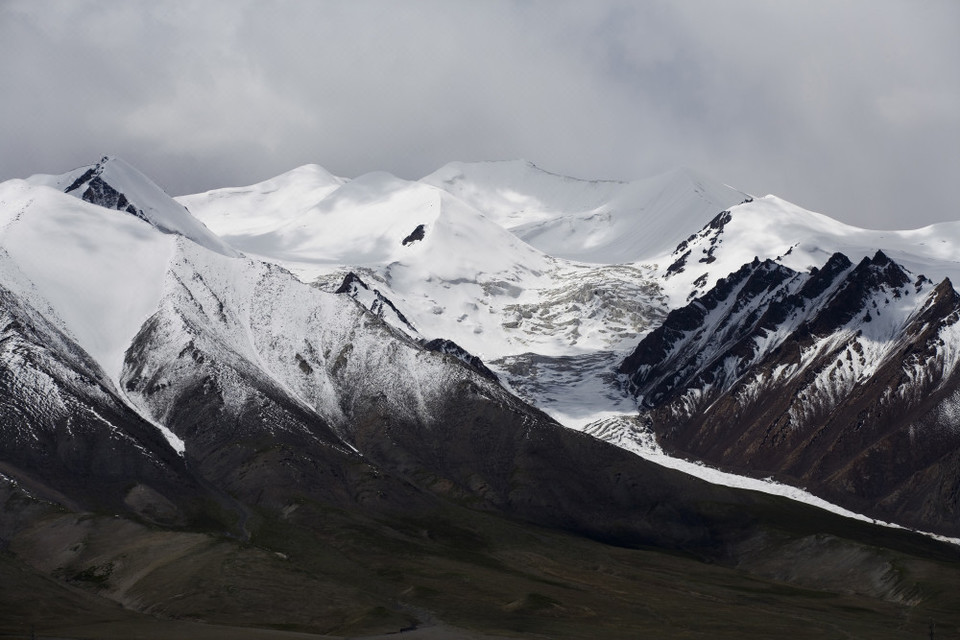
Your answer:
422,161 -> 747,264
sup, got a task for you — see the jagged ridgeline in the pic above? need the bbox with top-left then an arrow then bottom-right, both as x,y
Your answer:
620,249 -> 960,535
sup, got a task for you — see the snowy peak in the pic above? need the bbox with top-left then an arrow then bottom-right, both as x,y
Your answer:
185,165 -> 553,290
183,169 -> 443,270
64,155 -> 147,220
175,164 -> 345,238
30,156 -> 238,257
658,195 -> 960,306
0,179 -> 178,382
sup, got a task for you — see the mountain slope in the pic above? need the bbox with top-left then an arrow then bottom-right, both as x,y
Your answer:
619,249 -> 960,535
0,179 -> 177,382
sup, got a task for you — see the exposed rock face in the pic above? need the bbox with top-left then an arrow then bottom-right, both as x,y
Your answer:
620,251 -> 960,535
663,209 -> 734,296
64,157 -> 147,221
401,223 -> 426,245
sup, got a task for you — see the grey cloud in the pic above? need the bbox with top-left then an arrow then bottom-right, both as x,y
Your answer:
1,0 -> 957,229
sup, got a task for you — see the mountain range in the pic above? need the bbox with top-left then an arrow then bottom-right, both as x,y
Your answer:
1,155 -> 959,638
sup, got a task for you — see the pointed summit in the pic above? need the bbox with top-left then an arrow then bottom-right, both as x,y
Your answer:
29,157 -> 239,257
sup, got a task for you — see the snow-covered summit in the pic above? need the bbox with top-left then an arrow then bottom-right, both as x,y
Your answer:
28,156 -> 238,257
183,169 -> 551,283
177,163 -> 346,238
422,161 -> 748,263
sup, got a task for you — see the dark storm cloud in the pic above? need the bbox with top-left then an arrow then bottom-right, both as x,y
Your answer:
1,0 -> 957,228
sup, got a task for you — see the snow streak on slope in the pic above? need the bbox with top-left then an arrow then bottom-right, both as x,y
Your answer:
0,180 -> 176,381
423,161 -> 748,264
582,415 -> 960,546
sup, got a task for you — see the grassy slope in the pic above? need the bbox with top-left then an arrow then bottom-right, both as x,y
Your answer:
2,493 -> 958,640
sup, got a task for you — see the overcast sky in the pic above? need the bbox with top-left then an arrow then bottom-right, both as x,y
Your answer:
2,0 -> 957,229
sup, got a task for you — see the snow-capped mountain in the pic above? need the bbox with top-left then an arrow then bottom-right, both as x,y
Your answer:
420,161 -> 748,264
0,176 -> 179,384
4,156 -> 960,636
656,195 -> 960,306
1,155 -> 846,548
179,161 -> 744,430
177,158 -> 960,538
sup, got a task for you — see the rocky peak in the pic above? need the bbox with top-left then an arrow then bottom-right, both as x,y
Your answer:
799,250 -> 911,337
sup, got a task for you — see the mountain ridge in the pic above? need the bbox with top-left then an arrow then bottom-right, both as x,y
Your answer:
619,247 -> 960,535
3,156 -> 960,636
175,157 -> 960,536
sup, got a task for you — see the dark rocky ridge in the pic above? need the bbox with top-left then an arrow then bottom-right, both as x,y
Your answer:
336,271 -> 418,334
620,250 -> 960,535
421,337 -> 500,382
664,209 -> 734,297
